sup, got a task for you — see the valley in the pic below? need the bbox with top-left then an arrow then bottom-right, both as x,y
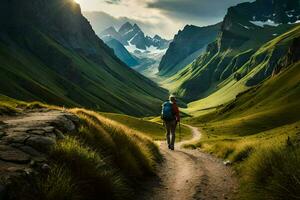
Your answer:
0,0 -> 300,199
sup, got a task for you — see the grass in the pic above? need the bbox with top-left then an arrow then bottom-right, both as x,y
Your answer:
0,94 -> 59,116
4,104 -> 163,200
184,59 -> 300,199
100,112 -> 193,141
240,145 -> 300,200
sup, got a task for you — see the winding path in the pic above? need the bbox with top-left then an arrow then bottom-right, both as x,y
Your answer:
140,125 -> 238,200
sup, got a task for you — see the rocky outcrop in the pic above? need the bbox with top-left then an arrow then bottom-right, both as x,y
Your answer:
272,36 -> 300,75
0,109 -> 79,196
159,23 -> 221,76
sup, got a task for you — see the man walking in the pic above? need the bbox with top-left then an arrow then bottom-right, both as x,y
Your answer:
161,95 -> 180,150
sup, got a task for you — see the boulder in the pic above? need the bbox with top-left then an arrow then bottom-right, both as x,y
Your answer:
0,145 -> 31,164
26,136 -> 56,153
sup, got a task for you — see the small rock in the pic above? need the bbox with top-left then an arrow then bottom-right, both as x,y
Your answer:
54,129 -> 65,140
29,160 -> 36,167
0,145 -> 31,164
45,132 -> 56,139
7,166 -> 24,173
26,136 -> 56,153
4,134 -> 30,144
41,163 -> 50,172
28,129 -> 45,135
0,131 -> 6,137
10,143 -> 23,148
24,168 -> 34,175
223,160 -> 232,166
18,145 -> 44,157
11,128 -> 29,132
54,117 -> 76,132
43,126 -> 55,133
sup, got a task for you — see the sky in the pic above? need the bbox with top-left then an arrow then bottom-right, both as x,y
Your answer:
75,0 -> 252,39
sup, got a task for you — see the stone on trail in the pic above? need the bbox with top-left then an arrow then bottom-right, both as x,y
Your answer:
0,145 -> 31,164
26,136 -> 56,153
54,129 -> 65,140
18,145 -> 45,158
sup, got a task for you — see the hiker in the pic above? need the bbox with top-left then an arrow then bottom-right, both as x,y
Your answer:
161,95 -> 180,150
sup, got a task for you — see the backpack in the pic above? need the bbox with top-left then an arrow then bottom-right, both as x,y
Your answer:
161,101 -> 175,121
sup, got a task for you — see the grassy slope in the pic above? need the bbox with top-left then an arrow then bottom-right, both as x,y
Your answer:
0,1 -> 167,117
185,57 -> 300,199
2,97 -> 162,200
0,31 -> 167,116
177,25 -> 300,116
164,20 -> 298,104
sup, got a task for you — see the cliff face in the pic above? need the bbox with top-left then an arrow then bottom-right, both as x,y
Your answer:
0,0 -> 167,116
159,23 -> 221,76
220,0 -> 300,50
1,0 -> 114,57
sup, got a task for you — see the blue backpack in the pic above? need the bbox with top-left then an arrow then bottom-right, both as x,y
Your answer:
161,101 -> 175,121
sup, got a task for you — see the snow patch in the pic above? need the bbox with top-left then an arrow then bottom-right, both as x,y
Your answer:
250,19 -> 280,27
146,45 -> 166,55
288,20 -> 300,24
238,23 -> 250,29
122,29 -> 134,36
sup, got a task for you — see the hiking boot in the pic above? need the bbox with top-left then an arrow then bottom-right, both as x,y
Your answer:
168,144 -> 171,149
170,145 -> 174,151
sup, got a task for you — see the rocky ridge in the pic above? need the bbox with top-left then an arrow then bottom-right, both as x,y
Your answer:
0,109 -> 79,197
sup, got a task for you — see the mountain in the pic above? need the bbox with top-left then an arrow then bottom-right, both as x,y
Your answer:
188,26 -> 300,200
105,38 -> 140,67
83,11 -> 162,41
99,22 -> 171,78
159,23 -> 221,76
0,0 -> 167,116
166,0 -> 300,102
100,22 -> 171,51
99,26 -> 139,67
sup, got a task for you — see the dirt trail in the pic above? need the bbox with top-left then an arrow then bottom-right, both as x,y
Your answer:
140,125 -> 238,200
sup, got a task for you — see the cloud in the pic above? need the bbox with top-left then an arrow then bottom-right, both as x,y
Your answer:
147,0 -> 252,24
77,0 -> 253,39
83,11 -> 179,39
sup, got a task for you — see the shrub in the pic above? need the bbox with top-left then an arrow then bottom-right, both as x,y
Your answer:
242,146 -> 300,200
5,108 -> 161,200
6,165 -> 81,200
50,136 -> 131,200
232,145 -> 254,163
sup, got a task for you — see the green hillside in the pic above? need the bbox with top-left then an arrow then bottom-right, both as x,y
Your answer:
184,25 -> 300,199
0,0 -> 167,117
165,26 -> 300,116
165,0 -> 300,103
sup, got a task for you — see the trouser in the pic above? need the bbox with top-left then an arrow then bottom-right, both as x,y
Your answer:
164,120 -> 177,147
